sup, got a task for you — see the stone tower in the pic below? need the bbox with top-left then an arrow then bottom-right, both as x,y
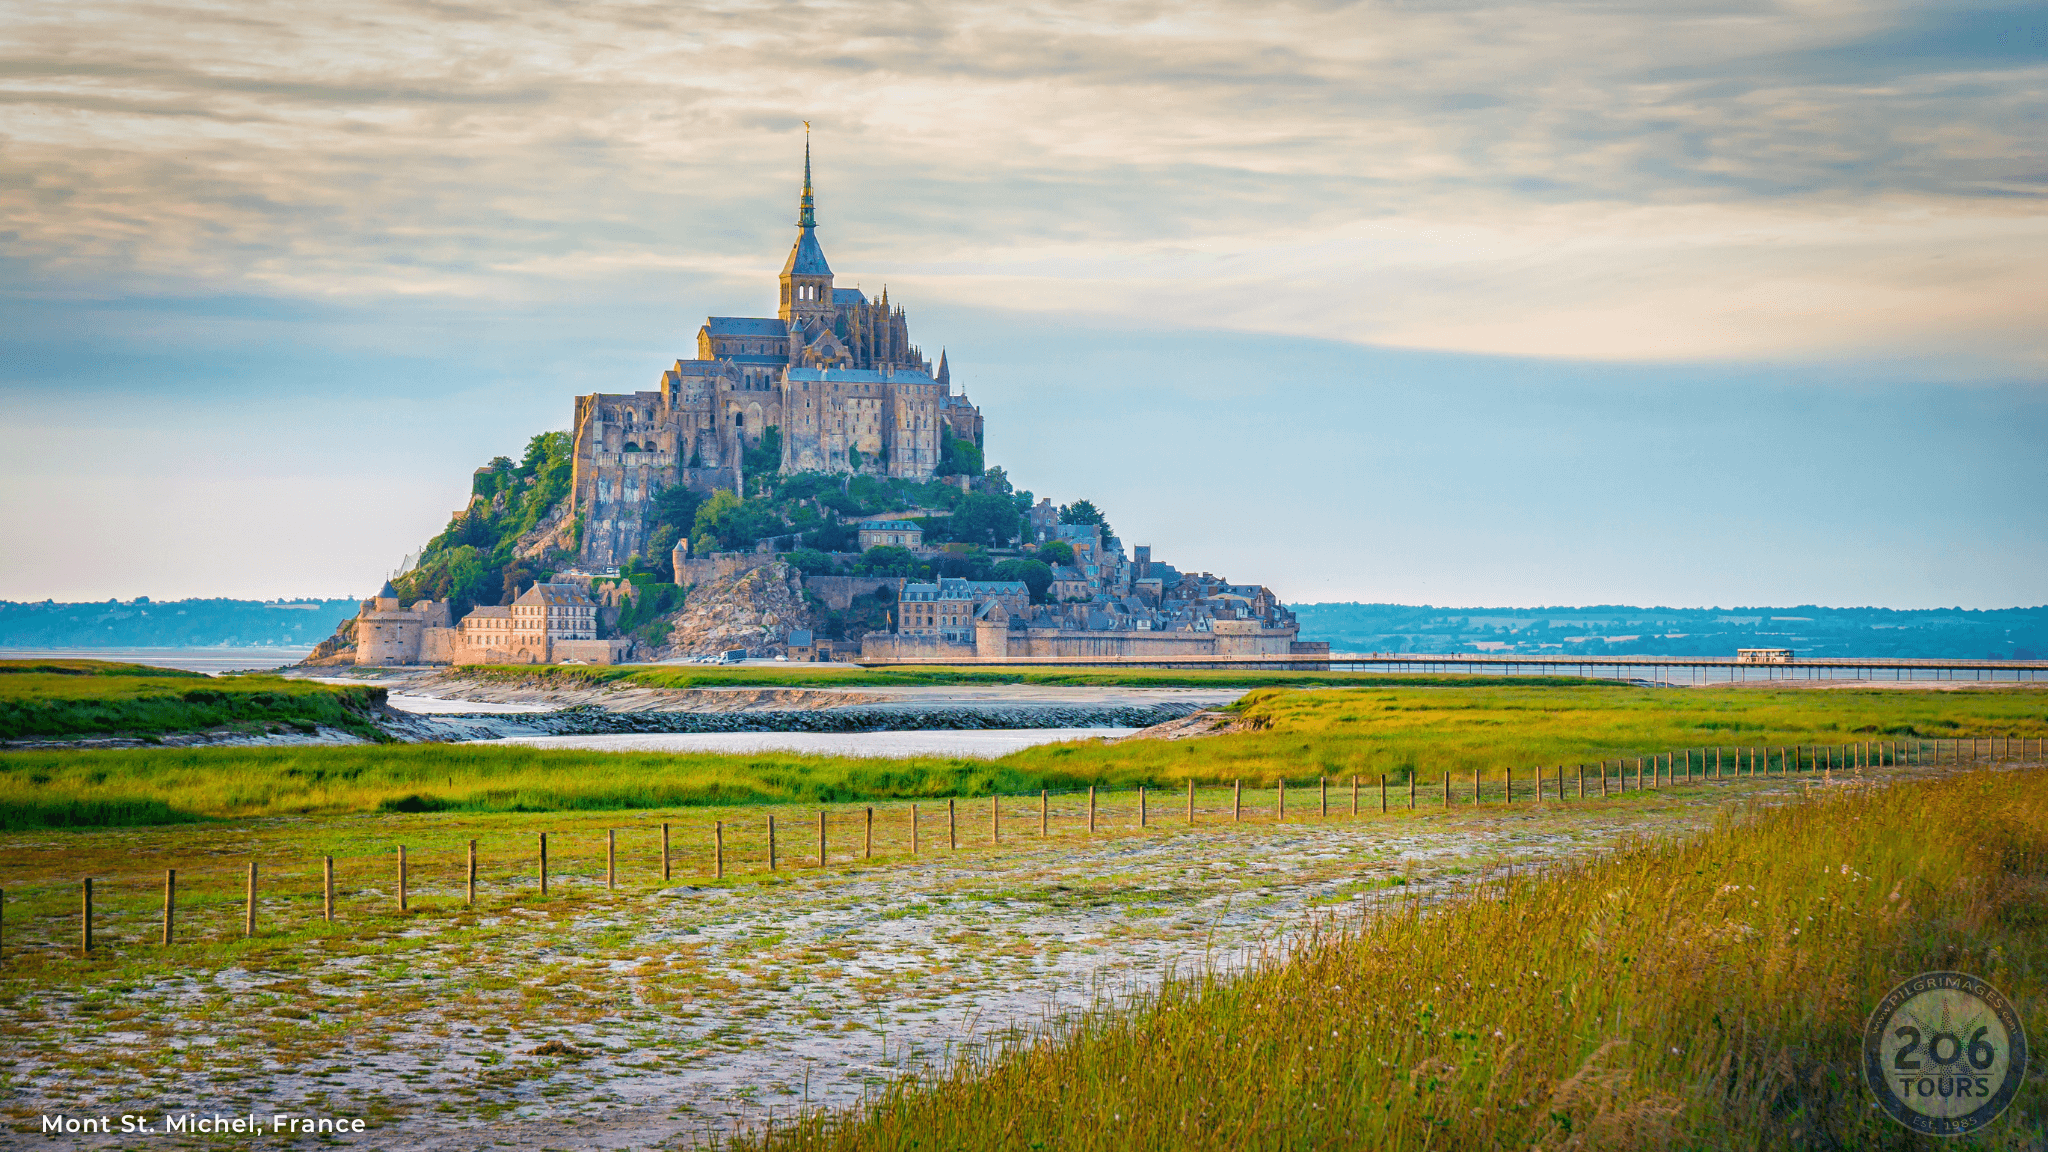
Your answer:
779,129 -> 835,328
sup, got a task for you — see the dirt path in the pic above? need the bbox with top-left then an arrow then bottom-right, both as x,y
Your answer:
0,765 -> 1960,1149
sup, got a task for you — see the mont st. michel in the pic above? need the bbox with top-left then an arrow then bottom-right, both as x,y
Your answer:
313,142 -> 1305,670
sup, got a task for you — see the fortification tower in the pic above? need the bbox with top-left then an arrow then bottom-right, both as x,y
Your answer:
779,129 -> 835,329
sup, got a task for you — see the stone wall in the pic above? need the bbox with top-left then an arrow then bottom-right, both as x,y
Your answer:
802,575 -> 906,611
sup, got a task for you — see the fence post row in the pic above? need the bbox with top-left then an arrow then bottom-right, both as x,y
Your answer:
70,731 -> 2002,951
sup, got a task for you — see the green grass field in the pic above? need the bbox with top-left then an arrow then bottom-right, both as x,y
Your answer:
3,681 -> 2040,829
0,660 -> 386,746
739,767 -> 2048,1150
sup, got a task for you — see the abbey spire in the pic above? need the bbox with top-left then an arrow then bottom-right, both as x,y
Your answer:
780,124 -> 834,326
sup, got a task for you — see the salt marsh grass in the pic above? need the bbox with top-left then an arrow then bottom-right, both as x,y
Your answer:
4,683 -> 2041,828
740,768 -> 2048,1150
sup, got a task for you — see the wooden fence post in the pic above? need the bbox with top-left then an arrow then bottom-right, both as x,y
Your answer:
1409,772 -> 1415,810
992,795 -> 1001,844
1233,780 -> 1241,822
246,863 -> 258,937
1089,787 -> 1097,833
1188,779 -> 1196,825
768,815 -> 778,871
1320,776 -> 1328,818
1444,772 -> 1451,807
324,856 -> 334,922
1505,767 -> 1513,804
1381,774 -> 1388,813
1139,786 -> 1147,828
1277,778 -> 1286,821
911,805 -> 919,854
1041,791 -> 1048,837
948,799 -> 957,850
714,822 -> 725,879
467,841 -> 477,906
397,846 -> 407,912
1601,762 -> 1610,798
606,830 -> 616,891
1473,767 -> 1480,804
866,808 -> 874,858
1352,775 -> 1360,816
1577,764 -> 1584,799
819,810 -> 828,868
81,878 -> 92,957
662,824 -> 671,882
163,869 -> 175,946
539,833 -> 548,894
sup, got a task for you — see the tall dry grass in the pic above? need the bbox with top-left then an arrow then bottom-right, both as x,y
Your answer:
736,768 -> 2048,1150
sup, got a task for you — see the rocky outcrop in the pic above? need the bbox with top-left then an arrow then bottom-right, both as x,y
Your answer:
301,617 -> 359,666
513,495 -> 577,562
652,561 -> 813,659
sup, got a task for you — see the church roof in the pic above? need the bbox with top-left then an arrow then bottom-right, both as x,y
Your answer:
783,228 -> 832,277
703,317 -> 788,337
668,359 -> 728,377
378,579 -> 398,598
832,288 -> 867,306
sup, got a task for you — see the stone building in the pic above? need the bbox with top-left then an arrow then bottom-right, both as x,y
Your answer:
858,519 -> 923,550
860,535 -> 1310,664
353,581 -> 453,666
571,135 -> 986,568
338,581 -> 622,666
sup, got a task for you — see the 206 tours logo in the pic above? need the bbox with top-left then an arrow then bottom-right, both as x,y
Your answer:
1864,971 -> 2027,1136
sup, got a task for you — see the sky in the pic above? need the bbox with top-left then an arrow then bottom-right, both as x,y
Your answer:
1,0 -> 2044,607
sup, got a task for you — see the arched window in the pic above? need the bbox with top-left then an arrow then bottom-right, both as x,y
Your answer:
735,413 -> 745,427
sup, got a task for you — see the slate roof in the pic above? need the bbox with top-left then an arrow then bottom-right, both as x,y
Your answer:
703,317 -> 789,337
832,288 -> 867,307
783,228 -> 833,276
668,359 -> 728,377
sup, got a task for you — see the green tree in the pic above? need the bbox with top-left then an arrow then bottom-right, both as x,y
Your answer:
982,466 -> 1013,496
950,491 -> 1021,546
1059,498 -> 1113,539
743,426 -> 784,481
993,558 -> 1054,603
853,545 -> 921,577
1039,540 -> 1075,565
938,436 -> 984,476
652,484 -> 705,533
783,548 -> 841,576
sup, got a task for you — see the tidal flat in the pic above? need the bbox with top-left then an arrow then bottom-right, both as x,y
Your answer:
0,765 -> 1963,1150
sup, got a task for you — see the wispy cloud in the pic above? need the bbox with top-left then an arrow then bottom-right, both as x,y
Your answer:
1,0 -> 2043,362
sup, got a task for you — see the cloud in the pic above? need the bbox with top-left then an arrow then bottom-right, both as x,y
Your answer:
0,0 -> 2041,367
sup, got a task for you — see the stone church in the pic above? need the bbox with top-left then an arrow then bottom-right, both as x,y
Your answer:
571,139 -> 985,568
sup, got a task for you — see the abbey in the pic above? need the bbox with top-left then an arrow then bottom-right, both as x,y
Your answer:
572,142 -> 984,568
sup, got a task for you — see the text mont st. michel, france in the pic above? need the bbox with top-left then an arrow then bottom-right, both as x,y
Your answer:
40,1112 -> 367,1136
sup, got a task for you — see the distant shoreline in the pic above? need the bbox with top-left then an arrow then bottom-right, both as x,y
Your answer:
0,646 -> 313,674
